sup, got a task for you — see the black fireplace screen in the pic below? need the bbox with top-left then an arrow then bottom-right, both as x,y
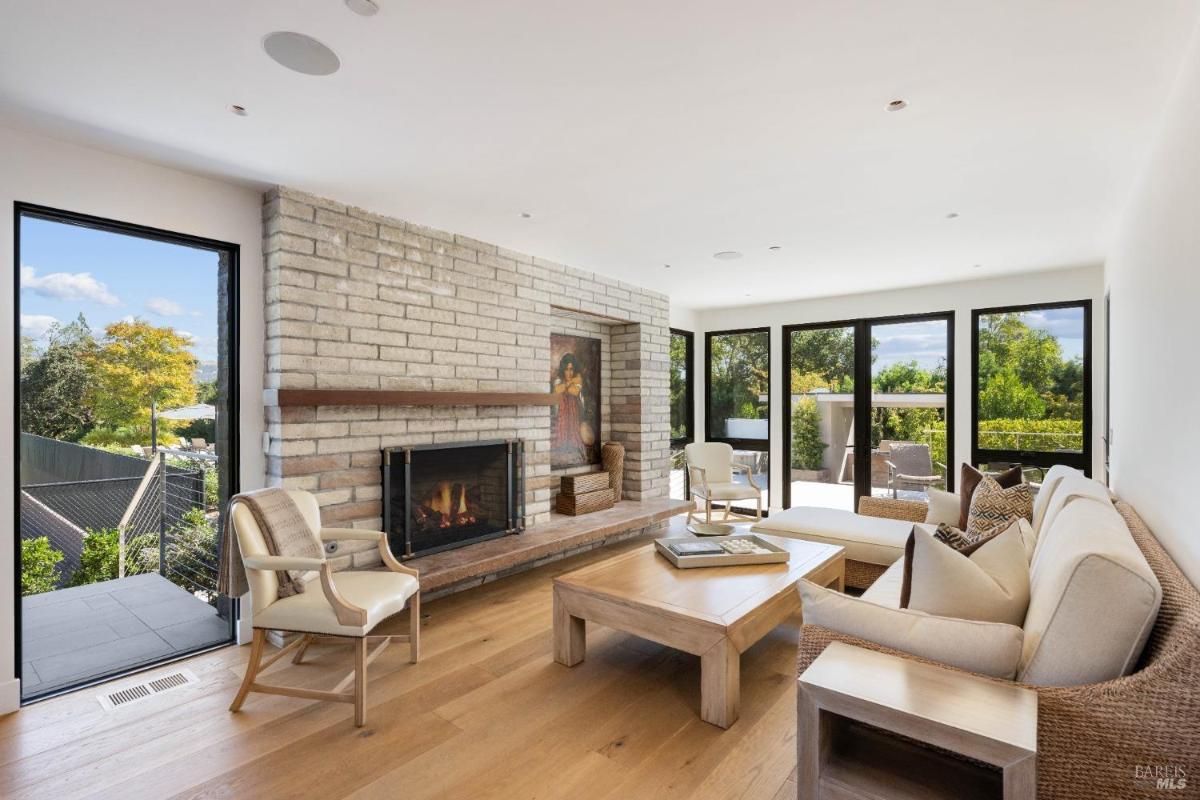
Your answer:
382,439 -> 524,558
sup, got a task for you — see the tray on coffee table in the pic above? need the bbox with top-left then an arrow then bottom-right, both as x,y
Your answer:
654,534 -> 790,568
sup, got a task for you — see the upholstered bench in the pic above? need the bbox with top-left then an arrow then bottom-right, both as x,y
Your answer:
750,498 -> 924,589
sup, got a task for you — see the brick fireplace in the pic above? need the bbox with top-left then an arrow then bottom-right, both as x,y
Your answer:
261,187 -> 671,571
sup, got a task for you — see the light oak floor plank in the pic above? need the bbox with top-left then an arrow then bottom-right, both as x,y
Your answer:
0,529 -> 800,800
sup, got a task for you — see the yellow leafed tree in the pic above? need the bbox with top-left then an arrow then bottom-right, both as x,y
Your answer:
90,320 -> 197,430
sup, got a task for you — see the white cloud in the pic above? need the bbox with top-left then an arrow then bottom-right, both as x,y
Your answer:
20,264 -> 120,306
20,314 -> 59,339
145,296 -> 186,316
176,330 -> 196,341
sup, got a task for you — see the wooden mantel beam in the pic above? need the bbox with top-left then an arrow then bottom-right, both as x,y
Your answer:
273,389 -> 557,408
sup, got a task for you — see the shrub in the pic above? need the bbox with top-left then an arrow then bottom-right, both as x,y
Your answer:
977,418 -> 1083,452
790,397 -> 827,470
69,527 -> 159,586
21,537 -> 64,595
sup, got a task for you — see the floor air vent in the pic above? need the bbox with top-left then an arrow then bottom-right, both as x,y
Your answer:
98,669 -> 199,710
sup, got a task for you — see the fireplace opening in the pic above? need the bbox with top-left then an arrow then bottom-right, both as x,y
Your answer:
383,440 -> 524,558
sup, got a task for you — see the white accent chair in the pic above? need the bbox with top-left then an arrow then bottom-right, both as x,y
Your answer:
684,442 -> 763,524
228,489 -> 420,727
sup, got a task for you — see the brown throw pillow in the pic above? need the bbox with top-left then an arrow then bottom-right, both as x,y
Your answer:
959,464 -> 1022,529
966,477 -> 1034,540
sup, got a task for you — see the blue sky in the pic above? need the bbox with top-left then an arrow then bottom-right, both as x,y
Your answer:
18,216 -> 219,364
872,307 -> 1085,372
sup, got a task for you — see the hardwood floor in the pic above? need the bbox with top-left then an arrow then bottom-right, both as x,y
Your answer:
0,525 -> 801,800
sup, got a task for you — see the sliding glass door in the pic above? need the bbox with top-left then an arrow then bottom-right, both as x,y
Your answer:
781,313 -> 954,510
867,315 -> 953,501
782,323 -> 857,510
706,328 -> 771,511
669,329 -> 694,501
16,204 -> 239,702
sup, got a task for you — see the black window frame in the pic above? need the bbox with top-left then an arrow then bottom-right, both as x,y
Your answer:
971,299 -> 1092,476
669,328 -> 695,447
704,326 -> 771,453
13,201 -> 241,704
780,312 -> 955,508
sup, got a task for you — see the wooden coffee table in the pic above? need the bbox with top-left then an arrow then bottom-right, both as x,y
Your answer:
552,533 -> 844,728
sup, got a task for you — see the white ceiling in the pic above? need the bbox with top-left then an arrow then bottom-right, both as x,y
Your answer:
2,1 -> 1197,309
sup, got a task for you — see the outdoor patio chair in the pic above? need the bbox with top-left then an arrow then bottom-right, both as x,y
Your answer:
684,441 -> 763,523
228,489 -> 421,727
177,437 -> 190,450
885,443 -> 945,497
191,437 -> 207,451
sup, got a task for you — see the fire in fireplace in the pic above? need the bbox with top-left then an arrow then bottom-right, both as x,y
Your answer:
382,440 -> 524,558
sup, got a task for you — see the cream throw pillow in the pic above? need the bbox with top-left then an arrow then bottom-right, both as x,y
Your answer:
799,579 -> 1024,678
903,522 -> 1031,625
924,488 -> 960,526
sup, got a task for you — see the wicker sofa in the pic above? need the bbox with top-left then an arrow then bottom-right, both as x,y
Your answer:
797,497 -> 1200,799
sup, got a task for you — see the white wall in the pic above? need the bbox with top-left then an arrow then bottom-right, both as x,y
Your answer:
1106,24 -> 1200,588
0,125 -> 266,711
685,266 -> 1106,504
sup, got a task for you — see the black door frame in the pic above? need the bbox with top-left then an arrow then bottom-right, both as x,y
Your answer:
780,312 -> 955,509
13,202 -> 240,703
971,299 -> 1092,475
705,326 -> 771,513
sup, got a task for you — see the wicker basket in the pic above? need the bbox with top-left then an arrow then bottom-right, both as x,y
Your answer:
560,471 -> 611,495
601,441 -> 625,501
556,487 -> 614,515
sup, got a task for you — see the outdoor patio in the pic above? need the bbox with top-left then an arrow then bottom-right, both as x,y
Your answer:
21,573 -> 231,698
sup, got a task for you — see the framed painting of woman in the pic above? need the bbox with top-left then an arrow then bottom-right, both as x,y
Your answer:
550,333 -> 601,468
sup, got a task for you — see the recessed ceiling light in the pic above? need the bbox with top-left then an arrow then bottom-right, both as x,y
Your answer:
518,211 -> 532,219
713,251 -> 743,260
664,264 -> 671,269
887,99 -> 908,112
263,32 -> 340,76
345,0 -> 379,16
973,263 -> 982,269
946,212 -> 960,219
228,104 -> 248,116
768,245 -> 782,251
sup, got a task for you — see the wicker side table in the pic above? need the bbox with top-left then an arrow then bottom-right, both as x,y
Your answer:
798,642 -> 1037,800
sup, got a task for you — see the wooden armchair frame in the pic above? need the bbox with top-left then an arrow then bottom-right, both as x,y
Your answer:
229,530 -> 420,727
686,461 -> 763,524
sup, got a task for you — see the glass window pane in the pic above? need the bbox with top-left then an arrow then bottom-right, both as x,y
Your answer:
870,319 -> 949,501
787,326 -> 856,511
707,330 -> 769,442
669,330 -> 691,441
976,306 -> 1086,456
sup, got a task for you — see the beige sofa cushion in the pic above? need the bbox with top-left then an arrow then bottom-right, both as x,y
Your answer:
799,579 -> 1025,678
1019,497 -> 1162,685
1030,464 -> 1082,534
902,523 -> 1030,625
924,488 -> 961,526
751,506 -> 910,567
1033,473 -> 1113,548
860,557 -> 906,607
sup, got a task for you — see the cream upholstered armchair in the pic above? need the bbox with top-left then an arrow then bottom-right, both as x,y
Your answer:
684,442 -> 763,523
228,489 -> 420,727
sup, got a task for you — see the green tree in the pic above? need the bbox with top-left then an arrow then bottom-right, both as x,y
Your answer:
979,369 -> 1046,419
19,315 -> 98,441
21,537 -> 64,595
872,360 -> 945,393
669,334 -> 689,439
90,319 -> 197,435
196,379 -> 218,405
709,332 -> 769,435
790,328 -> 855,393
790,398 -> 827,470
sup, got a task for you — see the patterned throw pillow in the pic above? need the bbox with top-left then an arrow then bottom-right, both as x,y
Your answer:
966,477 -> 1034,539
930,522 -> 1004,556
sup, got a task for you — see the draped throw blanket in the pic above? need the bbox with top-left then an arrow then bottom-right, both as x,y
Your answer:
219,488 -> 325,600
